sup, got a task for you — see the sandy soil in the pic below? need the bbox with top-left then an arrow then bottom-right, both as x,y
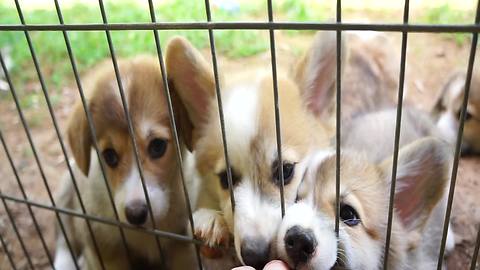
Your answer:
0,31 -> 478,269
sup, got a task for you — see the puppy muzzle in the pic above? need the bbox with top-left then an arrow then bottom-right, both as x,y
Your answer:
241,237 -> 271,269
125,199 -> 148,225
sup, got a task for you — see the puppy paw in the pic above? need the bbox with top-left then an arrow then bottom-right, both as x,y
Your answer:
193,208 -> 230,255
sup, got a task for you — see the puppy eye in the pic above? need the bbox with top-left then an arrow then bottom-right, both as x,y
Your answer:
272,161 -> 296,186
340,204 -> 361,226
148,138 -> 167,159
218,168 -> 239,190
457,110 -> 473,121
465,111 -> 473,121
102,148 -> 119,168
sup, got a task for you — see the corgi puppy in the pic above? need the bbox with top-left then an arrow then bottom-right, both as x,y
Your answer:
53,56 -> 196,270
165,32 -> 341,269
276,108 -> 454,270
433,64 -> 480,156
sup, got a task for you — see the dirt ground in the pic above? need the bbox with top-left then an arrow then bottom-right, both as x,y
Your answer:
0,31 -> 479,269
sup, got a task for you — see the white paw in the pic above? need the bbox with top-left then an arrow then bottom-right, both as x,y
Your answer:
193,208 -> 229,247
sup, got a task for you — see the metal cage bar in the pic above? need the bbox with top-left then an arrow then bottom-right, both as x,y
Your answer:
0,229 -> 16,270
0,54 -> 55,270
97,0 -> 167,265
13,1 -> 83,268
147,0 -> 203,268
334,0 -> 342,236
52,1 -> 108,268
0,193 -> 200,245
437,2 -> 480,269
40,0 -> 134,267
266,0 -> 286,217
471,225 -> 480,270
0,191 -> 30,270
1,22 -> 480,32
0,1 -> 479,269
204,0 -> 237,211
383,0 -> 410,267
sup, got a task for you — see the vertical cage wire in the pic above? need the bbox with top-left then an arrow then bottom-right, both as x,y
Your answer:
0,229 -> 16,270
52,0 -> 108,268
14,1 -> 85,268
383,0 -> 410,267
0,1 -> 479,269
44,0 -> 134,266
0,55 -> 55,270
203,0 -> 237,212
97,0 -> 167,265
266,0 -> 286,217
0,190 -> 30,270
146,0 -> 203,268
470,225 -> 480,270
437,1 -> 480,269
334,0 -> 342,236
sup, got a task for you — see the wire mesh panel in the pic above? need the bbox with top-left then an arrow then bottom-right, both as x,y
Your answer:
0,0 -> 479,269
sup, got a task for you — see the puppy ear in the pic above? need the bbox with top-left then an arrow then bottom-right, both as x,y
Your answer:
431,72 -> 465,116
295,31 -> 345,118
380,137 -> 452,232
67,102 -> 93,176
166,37 -> 216,151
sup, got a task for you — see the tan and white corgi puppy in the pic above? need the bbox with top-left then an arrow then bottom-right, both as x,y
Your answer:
276,108 -> 454,270
53,55 -> 196,270
433,63 -> 480,156
165,32 -> 342,268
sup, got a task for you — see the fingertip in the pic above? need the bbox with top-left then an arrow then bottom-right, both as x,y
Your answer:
263,260 -> 290,270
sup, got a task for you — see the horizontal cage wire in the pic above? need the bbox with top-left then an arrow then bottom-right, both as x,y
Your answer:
0,0 -> 479,269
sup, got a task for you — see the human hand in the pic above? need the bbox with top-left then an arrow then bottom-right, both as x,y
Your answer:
231,260 -> 289,270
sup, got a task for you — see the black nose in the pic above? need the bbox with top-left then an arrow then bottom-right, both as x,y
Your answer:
241,238 -> 270,269
125,200 -> 148,225
284,226 -> 317,265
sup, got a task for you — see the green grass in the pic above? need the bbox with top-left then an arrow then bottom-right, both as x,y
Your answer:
0,0 -> 331,107
422,3 -> 474,45
0,0 -> 271,105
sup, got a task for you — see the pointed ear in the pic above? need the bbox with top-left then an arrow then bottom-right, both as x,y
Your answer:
67,102 -> 93,176
166,37 -> 216,151
297,151 -> 333,202
295,31 -> 345,118
431,72 -> 465,115
380,137 -> 452,232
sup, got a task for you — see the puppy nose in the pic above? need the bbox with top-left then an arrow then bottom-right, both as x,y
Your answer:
241,238 -> 270,269
125,200 -> 148,225
284,226 -> 317,265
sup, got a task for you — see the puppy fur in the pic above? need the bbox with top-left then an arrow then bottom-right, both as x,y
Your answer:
277,108 -> 453,270
300,31 -> 399,122
53,55 -> 196,270
166,32 -> 341,269
433,62 -> 480,155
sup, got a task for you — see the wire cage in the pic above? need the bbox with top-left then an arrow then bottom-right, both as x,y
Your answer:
0,0 -> 479,269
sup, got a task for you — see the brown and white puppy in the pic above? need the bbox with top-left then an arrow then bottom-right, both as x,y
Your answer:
433,64 -> 480,156
166,32 -> 340,269
276,108 -> 454,270
53,56 -> 196,270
